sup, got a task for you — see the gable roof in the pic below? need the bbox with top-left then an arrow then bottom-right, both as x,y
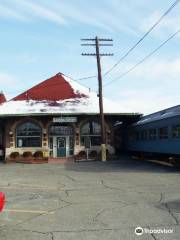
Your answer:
0,73 -> 139,116
12,73 -> 87,101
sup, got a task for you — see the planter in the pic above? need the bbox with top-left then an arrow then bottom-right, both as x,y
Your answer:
6,156 -> 48,164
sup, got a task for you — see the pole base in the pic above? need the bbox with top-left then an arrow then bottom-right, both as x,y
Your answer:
101,144 -> 106,162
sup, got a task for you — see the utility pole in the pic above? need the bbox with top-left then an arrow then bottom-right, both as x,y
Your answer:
81,37 -> 113,162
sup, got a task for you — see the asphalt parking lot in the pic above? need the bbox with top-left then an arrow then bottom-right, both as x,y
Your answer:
0,157 -> 180,240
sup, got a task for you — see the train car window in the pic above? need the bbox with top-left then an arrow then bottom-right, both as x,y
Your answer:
159,127 -> 168,139
135,132 -> 140,140
0,130 -> 2,146
172,125 -> 180,138
140,132 -> 143,140
140,130 -> 147,140
148,129 -> 156,140
129,132 -> 135,141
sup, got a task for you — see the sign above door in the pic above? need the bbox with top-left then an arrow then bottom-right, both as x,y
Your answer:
53,117 -> 77,123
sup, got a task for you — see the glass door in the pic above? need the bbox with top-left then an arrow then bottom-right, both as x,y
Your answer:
49,137 -> 53,157
56,137 -> 66,157
69,136 -> 74,155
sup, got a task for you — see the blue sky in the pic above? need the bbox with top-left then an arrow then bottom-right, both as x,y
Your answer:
0,0 -> 180,114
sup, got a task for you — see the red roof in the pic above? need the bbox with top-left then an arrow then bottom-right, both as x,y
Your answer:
12,73 -> 86,101
0,93 -> 6,104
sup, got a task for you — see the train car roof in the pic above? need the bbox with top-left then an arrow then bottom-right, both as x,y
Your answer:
134,105 -> 180,126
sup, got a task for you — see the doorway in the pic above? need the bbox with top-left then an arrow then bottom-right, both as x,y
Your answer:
57,137 -> 66,157
49,124 -> 74,158
49,123 -> 74,158
49,136 -> 74,158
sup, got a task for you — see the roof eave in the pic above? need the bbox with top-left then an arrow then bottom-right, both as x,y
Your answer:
0,112 -> 141,118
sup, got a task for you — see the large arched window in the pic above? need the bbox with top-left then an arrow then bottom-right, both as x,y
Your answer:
80,121 -> 101,146
16,122 -> 42,147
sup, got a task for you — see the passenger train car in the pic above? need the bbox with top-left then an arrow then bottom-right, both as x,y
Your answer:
126,105 -> 180,167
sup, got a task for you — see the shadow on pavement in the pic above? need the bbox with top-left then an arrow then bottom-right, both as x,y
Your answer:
65,155 -> 180,173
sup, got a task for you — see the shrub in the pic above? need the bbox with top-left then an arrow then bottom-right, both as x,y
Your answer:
33,151 -> 43,158
78,151 -> 86,156
10,152 -> 20,159
89,150 -> 97,158
75,150 -> 86,161
22,151 -> 33,158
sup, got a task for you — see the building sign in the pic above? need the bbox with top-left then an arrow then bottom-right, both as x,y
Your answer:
53,117 -> 77,123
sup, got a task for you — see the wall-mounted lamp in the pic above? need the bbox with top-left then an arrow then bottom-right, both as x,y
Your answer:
9,131 -> 13,136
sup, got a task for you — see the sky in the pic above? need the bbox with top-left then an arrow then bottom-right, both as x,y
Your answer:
0,0 -> 180,114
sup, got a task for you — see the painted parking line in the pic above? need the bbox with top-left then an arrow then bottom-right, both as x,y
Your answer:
13,183 -> 63,189
0,184 -> 63,191
13,183 -> 64,190
3,209 -> 54,214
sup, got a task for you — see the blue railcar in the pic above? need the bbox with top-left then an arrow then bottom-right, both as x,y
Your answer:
126,105 -> 180,167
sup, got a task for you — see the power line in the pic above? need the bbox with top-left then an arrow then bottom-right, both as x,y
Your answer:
103,0 -> 180,77
104,29 -> 180,87
62,73 -> 95,87
63,73 -> 98,91
78,0 -> 180,81
76,0 -> 180,81
72,75 -> 96,81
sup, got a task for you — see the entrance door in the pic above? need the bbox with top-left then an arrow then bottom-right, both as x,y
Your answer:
57,137 -> 66,157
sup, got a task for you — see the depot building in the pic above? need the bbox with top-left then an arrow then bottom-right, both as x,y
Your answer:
0,73 -> 139,162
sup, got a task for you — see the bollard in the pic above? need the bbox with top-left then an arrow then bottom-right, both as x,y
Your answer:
0,192 -> 5,212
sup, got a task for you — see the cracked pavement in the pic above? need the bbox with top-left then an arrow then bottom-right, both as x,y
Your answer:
0,157 -> 180,239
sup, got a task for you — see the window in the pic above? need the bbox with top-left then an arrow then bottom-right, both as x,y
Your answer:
81,121 -> 101,135
135,132 -> 140,141
172,125 -> 180,138
128,132 -> 135,141
49,124 -> 73,136
49,137 -> 53,157
140,130 -> 147,140
16,122 -> 42,147
0,129 -> 3,147
149,129 -> 157,140
159,127 -> 168,139
80,121 -> 101,146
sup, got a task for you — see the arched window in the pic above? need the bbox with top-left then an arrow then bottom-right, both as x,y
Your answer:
80,121 -> 101,146
16,122 -> 42,147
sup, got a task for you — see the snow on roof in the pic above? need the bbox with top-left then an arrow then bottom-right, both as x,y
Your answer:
135,105 -> 180,126
0,73 -> 137,116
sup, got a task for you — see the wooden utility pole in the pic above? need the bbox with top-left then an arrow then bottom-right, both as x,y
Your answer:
81,37 -> 113,162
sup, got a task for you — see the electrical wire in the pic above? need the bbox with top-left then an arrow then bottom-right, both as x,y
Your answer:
104,29 -> 180,87
75,0 -> 180,81
103,0 -> 180,77
4,1 -> 180,96
75,75 -> 97,81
